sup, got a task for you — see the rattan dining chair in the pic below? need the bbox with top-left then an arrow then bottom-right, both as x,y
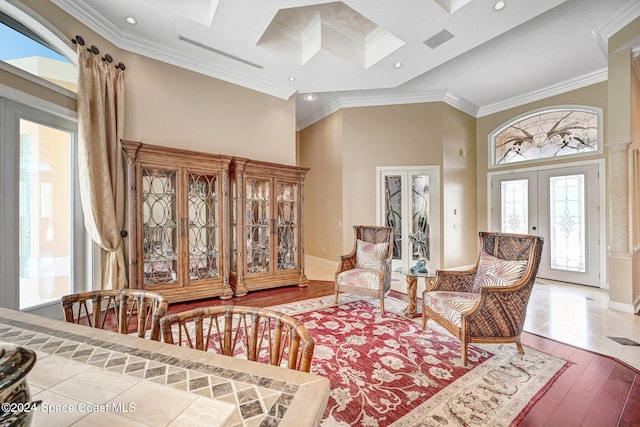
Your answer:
61,289 -> 168,341
160,305 -> 315,372
422,232 -> 543,365
334,225 -> 394,312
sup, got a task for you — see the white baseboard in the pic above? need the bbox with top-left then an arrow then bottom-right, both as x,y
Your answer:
608,300 -> 636,314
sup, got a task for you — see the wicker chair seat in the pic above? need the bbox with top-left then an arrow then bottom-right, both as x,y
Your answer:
422,291 -> 480,327
336,268 -> 385,291
335,225 -> 394,312
422,232 -> 543,365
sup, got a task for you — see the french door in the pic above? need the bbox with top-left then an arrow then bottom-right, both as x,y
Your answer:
490,163 -> 601,286
377,167 -> 440,291
0,99 -> 84,316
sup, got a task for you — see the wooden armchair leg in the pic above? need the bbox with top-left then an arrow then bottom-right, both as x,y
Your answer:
461,340 -> 468,366
334,291 -> 339,305
422,313 -> 427,329
516,340 -> 524,354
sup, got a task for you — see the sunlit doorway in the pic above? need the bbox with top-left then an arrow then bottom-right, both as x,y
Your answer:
19,119 -> 73,309
1,100 -> 83,317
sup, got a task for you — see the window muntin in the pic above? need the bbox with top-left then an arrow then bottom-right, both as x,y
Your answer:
491,107 -> 600,166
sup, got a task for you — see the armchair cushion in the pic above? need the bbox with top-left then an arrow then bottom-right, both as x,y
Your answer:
472,252 -> 528,293
355,239 -> 389,271
422,291 -> 480,327
336,268 -> 385,290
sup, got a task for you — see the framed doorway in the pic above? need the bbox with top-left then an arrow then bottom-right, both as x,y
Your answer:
489,161 -> 604,287
376,166 -> 440,292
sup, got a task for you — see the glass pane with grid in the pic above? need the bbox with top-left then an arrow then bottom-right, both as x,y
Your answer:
549,174 -> 586,273
384,175 -> 402,260
142,168 -> 178,284
276,181 -> 298,271
501,179 -> 528,234
246,178 -> 270,273
187,173 -> 219,280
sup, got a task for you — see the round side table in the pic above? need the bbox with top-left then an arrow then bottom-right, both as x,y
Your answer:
395,266 -> 436,319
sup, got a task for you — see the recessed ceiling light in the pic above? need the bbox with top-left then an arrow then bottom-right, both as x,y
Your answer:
394,62 -> 403,69
126,16 -> 137,25
304,94 -> 316,101
288,76 -> 296,82
493,1 -> 506,11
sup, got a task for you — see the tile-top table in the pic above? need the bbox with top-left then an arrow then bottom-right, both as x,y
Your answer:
0,307 -> 330,427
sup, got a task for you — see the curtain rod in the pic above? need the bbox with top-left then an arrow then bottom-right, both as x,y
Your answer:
71,35 -> 126,70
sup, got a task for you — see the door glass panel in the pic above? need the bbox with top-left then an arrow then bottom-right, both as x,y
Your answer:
384,175 -> 402,259
276,181 -> 298,271
187,173 -> 219,280
501,179 -> 528,234
549,174 -> 586,273
142,168 -> 178,285
411,175 -> 429,262
246,178 -> 270,273
19,119 -> 72,309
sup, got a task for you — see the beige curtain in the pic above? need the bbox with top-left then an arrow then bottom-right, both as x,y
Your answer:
76,45 -> 127,290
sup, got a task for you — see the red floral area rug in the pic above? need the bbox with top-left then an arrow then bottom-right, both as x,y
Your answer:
279,297 -> 569,427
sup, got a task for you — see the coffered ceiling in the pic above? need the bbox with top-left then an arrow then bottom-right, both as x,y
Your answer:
50,0 -> 640,129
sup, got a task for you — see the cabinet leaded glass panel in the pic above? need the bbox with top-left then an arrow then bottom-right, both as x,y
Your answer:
187,173 -> 219,280
142,168 -> 177,285
492,108 -> 599,166
276,182 -> 299,271
246,178 -> 270,273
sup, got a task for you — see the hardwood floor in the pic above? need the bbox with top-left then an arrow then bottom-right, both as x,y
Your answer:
167,280 -> 640,426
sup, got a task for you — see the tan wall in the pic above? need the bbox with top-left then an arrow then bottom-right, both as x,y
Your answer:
300,102 -> 478,269
299,111 -> 344,261
442,105 -> 477,267
11,0 -> 297,165
122,53 -> 296,164
607,15 -> 640,309
475,82 -> 608,230
341,103 -> 444,255
631,62 -> 640,302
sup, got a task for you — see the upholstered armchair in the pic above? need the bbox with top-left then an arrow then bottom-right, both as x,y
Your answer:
335,225 -> 394,312
422,232 -> 543,365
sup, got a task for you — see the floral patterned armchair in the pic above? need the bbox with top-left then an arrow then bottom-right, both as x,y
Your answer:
422,232 -> 543,365
334,225 -> 394,312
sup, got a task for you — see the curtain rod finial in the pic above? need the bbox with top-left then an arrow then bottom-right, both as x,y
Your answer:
72,35 -> 85,46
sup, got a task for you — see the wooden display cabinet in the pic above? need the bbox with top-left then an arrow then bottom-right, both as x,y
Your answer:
229,158 -> 309,295
122,141 -> 233,302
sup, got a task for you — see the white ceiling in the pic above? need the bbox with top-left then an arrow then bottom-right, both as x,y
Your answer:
50,0 -> 640,129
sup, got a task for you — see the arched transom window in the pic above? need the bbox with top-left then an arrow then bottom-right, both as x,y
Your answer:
490,106 -> 602,166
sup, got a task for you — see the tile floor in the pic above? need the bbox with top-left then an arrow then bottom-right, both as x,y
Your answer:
305,256 -> 640,371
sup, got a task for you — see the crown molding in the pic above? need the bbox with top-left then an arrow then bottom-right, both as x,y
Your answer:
296,89 -> 478,130
592,0 -> 640,57
477,68 -> 608,118
50,0 -> 295,100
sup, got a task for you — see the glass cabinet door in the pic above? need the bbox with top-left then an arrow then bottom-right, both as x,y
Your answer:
276,181 -> 299,271
245,178 -> 270,273
187,172 -> 220,281
141,167 -> 178,285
